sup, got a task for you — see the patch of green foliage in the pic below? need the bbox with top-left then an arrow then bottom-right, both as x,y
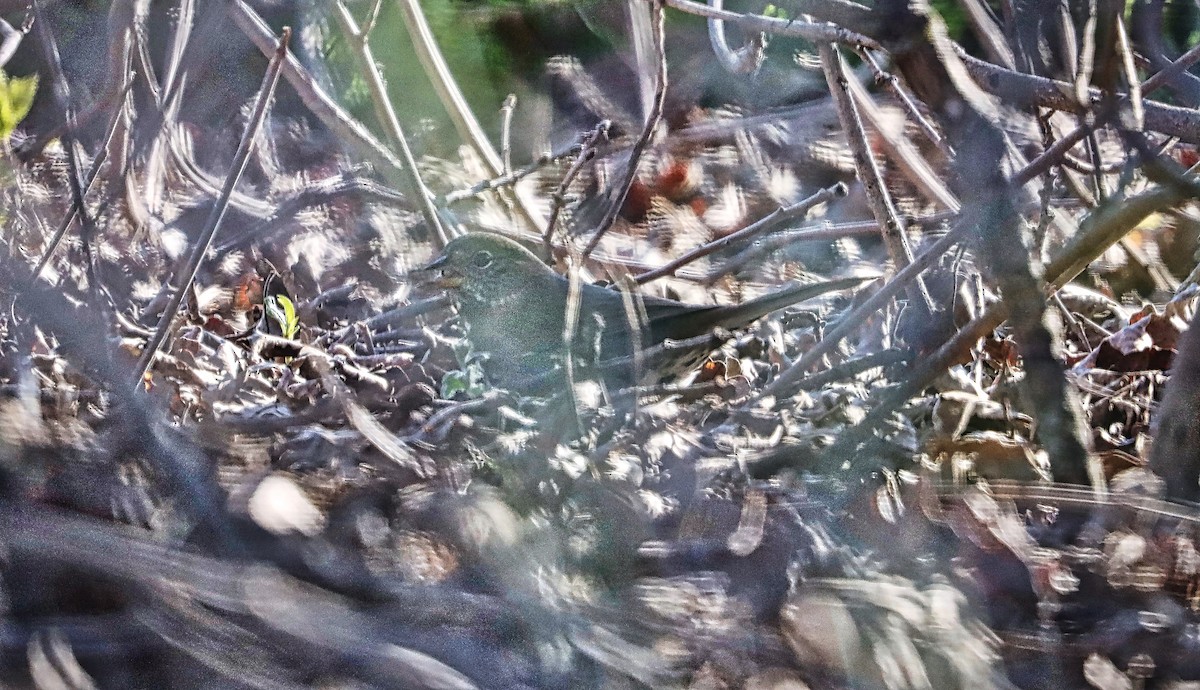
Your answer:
930,0 -> 969,42
0,71 -> 36,139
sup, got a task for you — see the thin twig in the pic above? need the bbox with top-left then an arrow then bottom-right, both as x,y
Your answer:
706,0 -> 765,75
791,348 -> 909,392
131,20 -> 161,107
229,0 -> 443,231
214,170 -> 407,254
670,99 -> 833,144
1084,130 -> 1107,201
1114,15 -> 1143,130
1053,292 -> 1091,349
14,78 -> 131,160
32,0 -> 104,296
139,0 -> 197,224
615,275 -> 647,395
821,182 -> 1190,471
542,121 -> 610,251
1058,149 -> 1125,175
757,218 -> 967,401
96,0 -> 138,188
1044,185 -> 1188,291
957,47 -> 1200,143
362,0 -> 384,37
158,0 -> 193,101
611,378 -> 726,404
1076,0 -> 1097,106
500,94 -> 516,177
395,0 -> 545,235
406,391 -> 507,447
313,351 -> 428,477
755,120 -> 1101,401
1119,235 -> 1178,292
1141,41 -> 1200,96
333,2 -> 447,247
318,295 -> 451,346
664,0 -> 879,49
817,302 -> 1005,472
444,125 -> 602,206
0,15 -> 29,69
132,27 -> 291,388
582,0 -> 667,259
560,249 -> 585,432
394,0 -> 499,173
1059,156 -> 1097,207
842,60 -> 960,211
1033,111 -> 1057,252
820,42 -> 934,315
856,48 -> 948,154
635,183 -> 847,284
701,212 -> 956,284
952,0 -> 1014,69
22,75 -> 135,293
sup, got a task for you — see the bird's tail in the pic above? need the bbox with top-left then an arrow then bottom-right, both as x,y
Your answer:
712,275 -> 875,328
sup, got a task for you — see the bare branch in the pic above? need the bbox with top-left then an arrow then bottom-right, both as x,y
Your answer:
635,183 -> 847,284
582,0 -> 667,258
664,0 -> 879,49
820,42 -> 935,315
843,59 -> 960,211
953,0 -> 1015,69
958,48 -> 1200,143
132,27 -> 291,387
395,0 -> 546,235
706,0 -> 765,75
332,1 -> 448,247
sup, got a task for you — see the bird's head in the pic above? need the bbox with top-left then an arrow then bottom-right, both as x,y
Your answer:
421,233 -> 551,303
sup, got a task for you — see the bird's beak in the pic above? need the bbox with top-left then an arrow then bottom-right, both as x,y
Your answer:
420,253 -> 448,272
416,253 -> 463,289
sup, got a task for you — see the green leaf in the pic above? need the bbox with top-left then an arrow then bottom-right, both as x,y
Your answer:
0,71 -> 37,139
451,337 -> 475,367
440,361 -> 487,399
276,294 -> 301,340
264,294 -> 300,340
440,371 -> 469,399
763,5 -> 788,19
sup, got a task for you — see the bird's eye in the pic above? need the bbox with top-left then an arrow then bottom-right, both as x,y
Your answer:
472,250 -> 494,269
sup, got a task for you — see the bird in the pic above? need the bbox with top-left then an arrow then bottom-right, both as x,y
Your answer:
422,232 -> 868,392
